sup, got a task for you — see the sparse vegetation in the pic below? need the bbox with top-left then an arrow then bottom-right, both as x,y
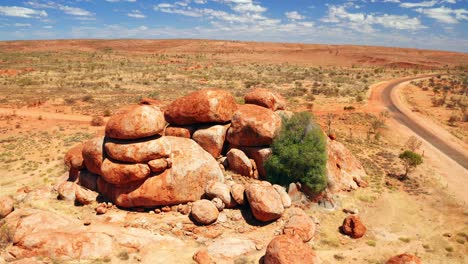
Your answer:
399,150 -> 423,178
265,112 -> 327,194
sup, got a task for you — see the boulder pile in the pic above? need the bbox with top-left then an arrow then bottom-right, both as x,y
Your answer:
62,88 -> 367,224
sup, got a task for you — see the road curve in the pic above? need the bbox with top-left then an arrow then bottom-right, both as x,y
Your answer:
380,75 -> 468,169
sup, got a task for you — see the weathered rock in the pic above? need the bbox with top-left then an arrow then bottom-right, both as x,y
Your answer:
283,213 -> 316,242
207,237 -> 256,259
264,235 -> 318,264
205,181 -> 236,208
238,147 -> 272,178
227,104 -> 281,147
244,88 -> 287,111
386,253 -> 422,264
193,249 -> 212,264
77,170 -> 99,191
64,143 -> 84,170
273,185 -> 292,208
245,183 -> 284,222
100,159 -> 151,185
211,197 -> 225,212
57,181 -> 77,201
287,182 -> 304,202
104,136 -> 171,163
0,195 -> 14,218
326,139 -> 367,192
148,158 -> 169,173
230,184 -> 245,205
275,110 -> 294,120
191,200 -> 219,225
105,105 -> 166,139
75,186 -> 98,205
341,215 -> 367,239
164,125 -> 195,138
82,136 -> 105,176
95,203 -> 108,215
192,124 -> 229,158
226,148 -> 253,177
164,89 -> 237,125
97,137 -> 224,207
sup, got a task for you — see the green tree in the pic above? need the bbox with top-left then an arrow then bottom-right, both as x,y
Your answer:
265,112 -> 328,194
398,150 -> 423,178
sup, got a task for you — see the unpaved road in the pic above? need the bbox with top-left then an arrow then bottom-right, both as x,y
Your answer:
378,75 -> 468,169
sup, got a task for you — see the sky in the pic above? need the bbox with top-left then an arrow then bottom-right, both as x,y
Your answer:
0,0 -> 467,52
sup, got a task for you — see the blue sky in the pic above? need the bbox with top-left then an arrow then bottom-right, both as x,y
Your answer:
0,0 -> 467,52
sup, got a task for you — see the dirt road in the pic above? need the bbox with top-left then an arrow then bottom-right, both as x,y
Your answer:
376,75 -> 468,169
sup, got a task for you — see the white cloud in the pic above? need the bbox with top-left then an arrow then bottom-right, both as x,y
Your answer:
14,23 -> 31,27
26,1 -> 93,17
0,6 -> 47,18
400,1 -> 437,8
383,0 -> 400,3
285,11 -> 305,20
232,3 -> 266,13
322,5 -> 426,32
43,25 -> 52,29
415,6 -> 468,23
128,10 -> 146,18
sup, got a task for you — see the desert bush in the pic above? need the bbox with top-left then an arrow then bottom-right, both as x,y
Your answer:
344,106 -> 356,111
405,136 -> 422,152
103,109 -> 112,117
265,112 -> 327,194
90,116 -> 105,126
81,94 -> 93,102
399,150 -> 423,177
448,114 -> 460,126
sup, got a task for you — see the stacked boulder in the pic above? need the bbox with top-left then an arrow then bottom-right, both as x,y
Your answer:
63,87 -> 367,224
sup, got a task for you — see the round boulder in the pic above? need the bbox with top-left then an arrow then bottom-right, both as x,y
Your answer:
100,159 -> 151,185
82,136 -> 105,176
226,148 -> 253,177
205,181 -> 236,208
57,181 -> 77,201
264,234 -> 318,264
97,137 -> 224,208
104,136 -> 171,163
244,88 -> 287,111
283,213 -> 316,242
164,89 -> 237,125
340,215 -> 367,239
230,184 -> 245,205
64,143 -> 84,170
245,183 -> 284,222
191,199 -> 219,225
226,104 -> 281,147
105,105 -> 166,139
192,124 -> 230,158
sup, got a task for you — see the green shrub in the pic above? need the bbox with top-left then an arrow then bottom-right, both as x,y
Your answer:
399,150 -> 423,177
265,112 -> 327,194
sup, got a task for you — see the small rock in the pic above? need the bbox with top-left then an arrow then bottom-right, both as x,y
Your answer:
340,215 -> 367,239
226,148 -> 253,177
245,183 -> 284,222
148,158 -> 169,173
162,206 -> 171,212
95,204 -> 108,215
230,183 -> 245,205
57,181 -> 77,201
343,208 -> 359,214
205,181 -> 236,208
75,186 -> 98,205
211,197 -> 225,212
385,253 -> 422,264
191,200 -> 219,225
273,185 -> 292,208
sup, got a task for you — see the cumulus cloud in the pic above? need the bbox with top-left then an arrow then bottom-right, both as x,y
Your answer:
322,5 -> 426,32
415,6 -> 468,23
14,23 -> 32,27
0,6 -> 47,18
285,11 -> 305,20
